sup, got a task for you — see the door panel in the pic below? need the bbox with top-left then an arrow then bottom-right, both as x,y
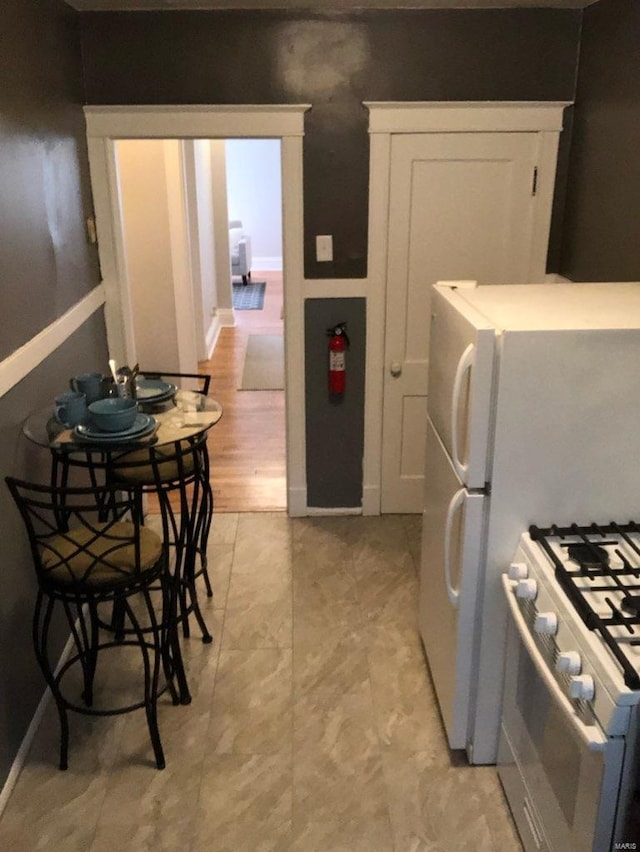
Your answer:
381,132 -> 538,512
400,394 -> 428,476
419,418 -> 485,749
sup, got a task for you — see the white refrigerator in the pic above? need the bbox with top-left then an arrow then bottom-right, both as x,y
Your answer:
419,280 -> 640,765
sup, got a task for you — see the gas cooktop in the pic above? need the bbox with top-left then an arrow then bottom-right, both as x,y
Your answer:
530,522 -> 640,690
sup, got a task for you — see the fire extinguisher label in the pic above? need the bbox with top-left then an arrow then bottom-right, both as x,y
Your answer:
330,351 -> 345,371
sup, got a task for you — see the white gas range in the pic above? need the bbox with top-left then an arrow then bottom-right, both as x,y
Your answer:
499,523 -> 640,852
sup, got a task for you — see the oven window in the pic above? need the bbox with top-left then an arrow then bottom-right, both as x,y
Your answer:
517,641 -> 582,827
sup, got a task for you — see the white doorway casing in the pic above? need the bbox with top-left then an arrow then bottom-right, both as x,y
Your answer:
84,104 -> 310,516
364,101 -> 571,515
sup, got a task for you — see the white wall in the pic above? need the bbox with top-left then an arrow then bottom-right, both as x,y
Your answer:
211,140 -> 233,311
116,139 -> 180,370
225,139 -> 283,272
189,139 -> 218,359
116,139 -> 198,375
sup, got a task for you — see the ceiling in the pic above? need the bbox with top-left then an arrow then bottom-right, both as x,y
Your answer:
65,0 -> 600,11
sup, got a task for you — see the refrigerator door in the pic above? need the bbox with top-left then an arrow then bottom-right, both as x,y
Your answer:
419,417 -> 486,749
428,283 -> 496,489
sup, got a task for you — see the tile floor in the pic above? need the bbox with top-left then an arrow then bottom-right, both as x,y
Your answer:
0,513 -> 522,851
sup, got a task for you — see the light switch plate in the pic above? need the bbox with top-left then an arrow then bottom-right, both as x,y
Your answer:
316,234 -> 333,262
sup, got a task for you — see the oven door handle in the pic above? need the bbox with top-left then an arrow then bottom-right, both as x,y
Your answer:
502,575 -> 608,752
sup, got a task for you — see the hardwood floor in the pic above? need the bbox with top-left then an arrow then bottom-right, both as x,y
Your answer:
200,271 -> 286,513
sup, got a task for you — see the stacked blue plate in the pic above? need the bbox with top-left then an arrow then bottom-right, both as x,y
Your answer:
135,379 -> 177,404
74,413 -> 157,442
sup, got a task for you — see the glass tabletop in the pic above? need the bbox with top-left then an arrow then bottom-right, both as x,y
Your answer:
23,391 -> 223,452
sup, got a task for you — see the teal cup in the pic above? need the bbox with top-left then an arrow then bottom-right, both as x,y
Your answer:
71,372 -> 103,404
55,391 -> 87,427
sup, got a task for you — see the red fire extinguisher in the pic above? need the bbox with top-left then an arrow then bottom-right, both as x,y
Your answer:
327,323 -> 349,401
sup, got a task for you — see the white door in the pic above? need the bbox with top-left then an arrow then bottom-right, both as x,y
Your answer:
381,132 -> 539,513
419,417 -> 485,750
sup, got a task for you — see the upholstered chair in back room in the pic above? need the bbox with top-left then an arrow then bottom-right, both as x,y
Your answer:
229,219 -> 252,285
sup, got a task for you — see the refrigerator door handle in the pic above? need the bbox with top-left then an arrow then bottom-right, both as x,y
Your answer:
451,344 -> 475,482
444,488 -> 465,607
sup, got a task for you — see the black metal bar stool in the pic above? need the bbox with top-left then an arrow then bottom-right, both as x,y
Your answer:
110,433 -> 215,644
5,477 -> 180,770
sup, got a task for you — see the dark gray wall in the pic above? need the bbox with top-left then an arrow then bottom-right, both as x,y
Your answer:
80,8 -> 580,279
0,0 -> 108,789
80,8 -> 580,507
305,300 -> 366,507
559,0 -> 640,281
2,0 -> 101,360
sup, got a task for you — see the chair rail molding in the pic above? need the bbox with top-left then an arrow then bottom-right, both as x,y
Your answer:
84,104 -> 310,515
0,286 -> 106,399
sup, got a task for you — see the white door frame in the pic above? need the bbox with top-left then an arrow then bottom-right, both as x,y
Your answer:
363,101 -> 570,515
84,104 -> 311,516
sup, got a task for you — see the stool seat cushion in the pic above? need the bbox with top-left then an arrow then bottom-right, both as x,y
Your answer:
39,522 -> 163,587
111,442 -> 196,485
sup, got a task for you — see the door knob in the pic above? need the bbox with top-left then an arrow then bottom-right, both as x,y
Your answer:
390,361 -> 402,377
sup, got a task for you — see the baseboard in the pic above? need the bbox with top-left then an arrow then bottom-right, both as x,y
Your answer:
205,316 -> 221,360
0,628 -> 79,818
361,483 -> 381,516
252,257 -> 283,272
217,308 -> 235,328
205,309 -> 235,359
287,485 -> 307,517
544,273 -> 573,283
306,506 -> 363,516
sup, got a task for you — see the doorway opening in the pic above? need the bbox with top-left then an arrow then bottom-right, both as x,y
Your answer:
115,135 -> 286,512
86,104 -> 310,518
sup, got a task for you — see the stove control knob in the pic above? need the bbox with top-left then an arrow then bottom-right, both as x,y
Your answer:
556,651 -> 582,676
534,612 -> 558,635
515,578 -> 537,600
508,562 -> 528,581
569,674 -> 595,702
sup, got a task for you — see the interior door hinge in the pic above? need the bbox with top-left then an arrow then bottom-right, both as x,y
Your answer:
532,166 -> 538,197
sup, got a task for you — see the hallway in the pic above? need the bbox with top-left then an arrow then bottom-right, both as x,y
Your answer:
202,271 -> 286,513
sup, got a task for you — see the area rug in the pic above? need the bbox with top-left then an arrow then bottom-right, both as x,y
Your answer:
239,334 -> 284,390
232,281 -> 266,310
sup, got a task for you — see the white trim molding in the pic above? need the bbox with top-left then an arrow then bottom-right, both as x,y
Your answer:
0,286 -> 106,399
84,104 -> 310,516
84,104 -> 310,139
364,100 -> 572,515
306,506 -> 362,517
205,308 -> 235,359
364,101 -> 570,134
216,307 -> 236,328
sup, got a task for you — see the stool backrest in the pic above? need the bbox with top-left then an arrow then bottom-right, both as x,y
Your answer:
142,371 -> 211,396
5,478 -> 159,590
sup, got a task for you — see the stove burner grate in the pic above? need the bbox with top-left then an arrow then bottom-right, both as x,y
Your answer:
567,542 -> 610,571
621,595 -> 640,616
530,521 -> 640,690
